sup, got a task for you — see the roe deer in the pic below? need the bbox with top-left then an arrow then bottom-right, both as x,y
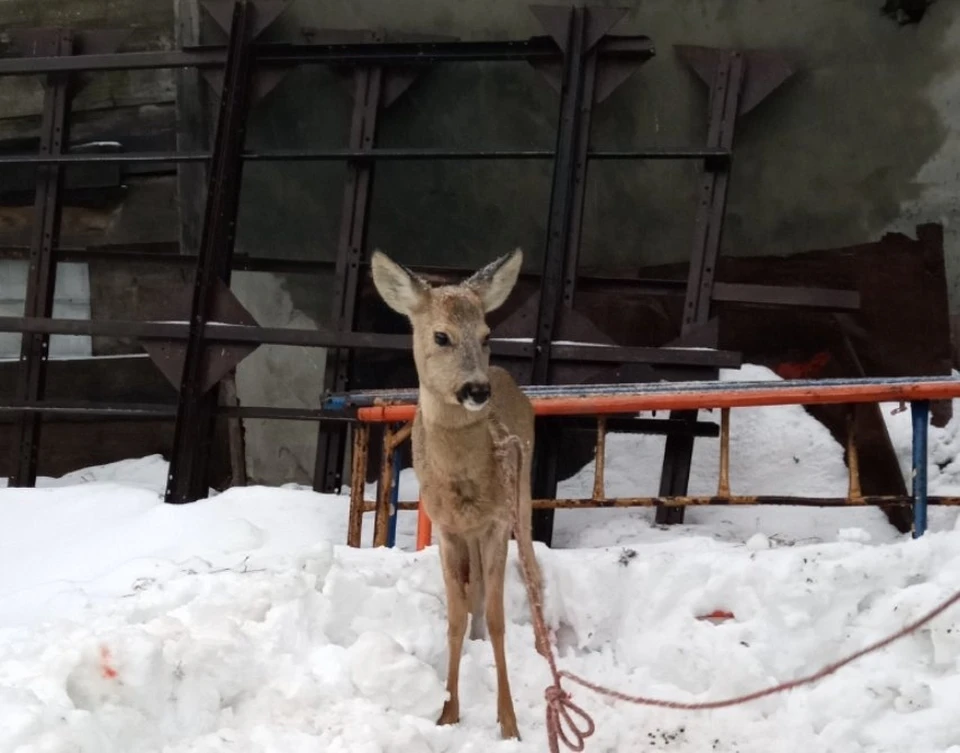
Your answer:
371,248 -> 543,740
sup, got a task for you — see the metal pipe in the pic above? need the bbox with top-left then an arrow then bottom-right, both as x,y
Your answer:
347,424 -> 369,547
912,400 -> 930,538
416,499 -> 432,551
372,423 -> 396,546
531,495 -> 960,509
387,446 -> 402,548
846,406 -> 863,500
351,376 -> 960,422
592,417 -> 607,500
717,407 -> 731,497
333,374 -> 960,407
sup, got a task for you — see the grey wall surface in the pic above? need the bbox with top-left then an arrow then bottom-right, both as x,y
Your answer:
227,0 -> 960,484
5,0 -> 959,485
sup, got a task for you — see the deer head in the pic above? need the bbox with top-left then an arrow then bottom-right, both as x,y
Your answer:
370,249 -> 523,411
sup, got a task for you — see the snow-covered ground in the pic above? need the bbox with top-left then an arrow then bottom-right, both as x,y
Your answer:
3,365 -> 960,752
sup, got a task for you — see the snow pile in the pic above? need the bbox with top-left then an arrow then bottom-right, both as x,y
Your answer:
3,364 -> 960,751
4,526 -> 960,752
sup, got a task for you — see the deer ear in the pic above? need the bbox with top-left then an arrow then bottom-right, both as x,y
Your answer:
464,248 -> 523,313
371,250 -> 429,316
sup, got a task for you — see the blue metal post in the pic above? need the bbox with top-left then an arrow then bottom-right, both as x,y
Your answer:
386,442 -> 402,547
911,400 -> 929,538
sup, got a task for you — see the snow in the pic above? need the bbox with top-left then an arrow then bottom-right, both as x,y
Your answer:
3,364 -> 960,752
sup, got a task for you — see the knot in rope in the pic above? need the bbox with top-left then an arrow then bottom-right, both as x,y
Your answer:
545,682 -> 595,753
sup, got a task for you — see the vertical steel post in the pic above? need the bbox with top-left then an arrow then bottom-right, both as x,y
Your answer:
11,31 -> 73,487
911,400 -> 929,538
529,7 -> 590,545
314,62 -> 384,494
165,0 -> 255,503
656,50 -> 745,525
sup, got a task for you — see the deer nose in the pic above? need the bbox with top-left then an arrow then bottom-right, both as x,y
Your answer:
457,381 -> 491,408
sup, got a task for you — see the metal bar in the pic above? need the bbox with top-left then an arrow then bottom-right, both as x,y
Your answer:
166,0 -> 255,504
347,424 -> 370,547
846,405 -> 863,500
0,35 -> 653,76
0,147 -> 731,166
0,401 -> 358,420
11,31 -> 73,488
530,495 -> 960,509
349,376 -> 960,421
0,317 -> 744,367
416,497 -> 432,550
562,39 -> 599,308
532,7 -> 587,386
386,446 -> 402,547
333,374 -> 960,406
558,416 -> 719,437
912,400 -> 930,538
592,417 -> 606,500
657,49 -> 746,526
0,249 -> 860,313
712,282 -> 860,311
0,401 -> 177,417
373,423 -> 396,547
315,64 -> 384,494
717,407 -> 731,497
529,7 -> 589,546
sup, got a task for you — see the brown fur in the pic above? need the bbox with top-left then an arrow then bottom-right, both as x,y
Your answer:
371,248 -> 542,740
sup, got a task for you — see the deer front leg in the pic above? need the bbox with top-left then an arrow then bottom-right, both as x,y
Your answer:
437,531 -> 470,727
480,526 -> 520,740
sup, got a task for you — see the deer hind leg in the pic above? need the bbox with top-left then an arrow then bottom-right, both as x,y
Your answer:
480,525 -> 520,740
468,538 -> 486,640
437,531 -> 470,727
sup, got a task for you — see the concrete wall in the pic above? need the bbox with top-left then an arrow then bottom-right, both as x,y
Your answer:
4,0 -> 959,485
227,0 -> 960,484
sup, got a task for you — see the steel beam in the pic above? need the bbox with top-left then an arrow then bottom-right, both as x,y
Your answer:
0,35 -> 653,77
10,31 -> 73,487
165,0 -> 255,504
315,62 -> 385,494
657,49 -> 746,525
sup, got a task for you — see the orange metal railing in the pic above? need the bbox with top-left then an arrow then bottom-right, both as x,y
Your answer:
342,377 -> 960,549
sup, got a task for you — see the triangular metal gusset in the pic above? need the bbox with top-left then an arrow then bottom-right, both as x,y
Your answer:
675,44 -> 795,116
142,278 -> 261,395
528,5 -> 651,105
202,0 -> 291,40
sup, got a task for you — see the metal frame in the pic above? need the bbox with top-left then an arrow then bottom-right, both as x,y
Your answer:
338,376 -> 956,547
0,3 -> 857,514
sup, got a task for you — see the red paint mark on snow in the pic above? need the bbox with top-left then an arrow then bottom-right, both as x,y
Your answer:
696,609 -> 735,624
99,645 -> 118,679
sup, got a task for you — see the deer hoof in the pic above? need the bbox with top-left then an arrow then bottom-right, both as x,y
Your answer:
437,701 -> 460,726
499,721 -> 521,740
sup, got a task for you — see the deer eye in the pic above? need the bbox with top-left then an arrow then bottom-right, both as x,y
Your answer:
434,332 -> 451,346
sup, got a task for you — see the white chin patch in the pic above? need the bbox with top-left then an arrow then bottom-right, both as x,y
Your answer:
462,398 -> 487,412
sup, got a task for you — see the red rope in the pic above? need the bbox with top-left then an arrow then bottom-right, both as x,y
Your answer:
490,422 -> 960,753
